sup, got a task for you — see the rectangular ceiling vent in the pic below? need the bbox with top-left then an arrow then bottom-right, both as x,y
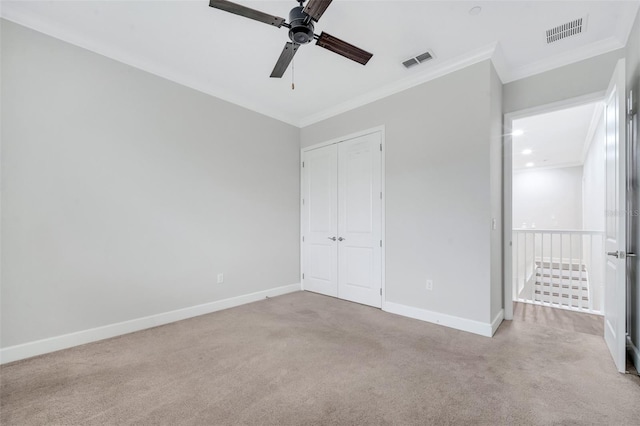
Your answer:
403,50 -> 434,69
546,16 -> 586,44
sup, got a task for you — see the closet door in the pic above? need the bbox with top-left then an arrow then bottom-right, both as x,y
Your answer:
337,132 -> 382,308
302,144 -> 338,297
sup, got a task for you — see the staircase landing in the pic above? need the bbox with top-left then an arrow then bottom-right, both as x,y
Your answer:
533,259 -> 590,309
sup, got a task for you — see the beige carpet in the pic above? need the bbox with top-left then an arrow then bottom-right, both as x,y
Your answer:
1,291 -> 639,425
512,301 -> 605,336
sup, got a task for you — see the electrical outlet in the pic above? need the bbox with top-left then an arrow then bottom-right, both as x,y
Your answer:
426,279 -> 433,291
217,273 -> 224,284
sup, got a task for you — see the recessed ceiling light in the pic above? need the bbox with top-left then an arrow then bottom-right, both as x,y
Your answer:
522,149 -> 532,155
469,6 -> 482,16
512,129 -> 524,137
526,162 -> 534,167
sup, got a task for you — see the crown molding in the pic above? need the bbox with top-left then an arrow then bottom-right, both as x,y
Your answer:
296,34 -> 626,126
298,43 -> 498,127
501,36 -> 625,84
0,9 -> 300,127
490,42 -> 510,83
1,6 -> 631,129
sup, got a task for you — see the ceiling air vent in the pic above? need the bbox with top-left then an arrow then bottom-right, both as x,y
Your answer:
402,50 -> 434,69
546,16 -> 586,44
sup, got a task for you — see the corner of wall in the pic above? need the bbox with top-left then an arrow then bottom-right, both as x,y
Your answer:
490,63 -> 505,321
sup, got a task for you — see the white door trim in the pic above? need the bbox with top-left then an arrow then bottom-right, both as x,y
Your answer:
301,125 -> 386,309
503,92 -> 605,321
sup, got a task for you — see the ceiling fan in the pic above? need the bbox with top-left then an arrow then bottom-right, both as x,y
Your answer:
209,0 -> 373,78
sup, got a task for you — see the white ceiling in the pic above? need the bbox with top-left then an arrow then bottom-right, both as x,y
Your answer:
512,101 -> 600,170
2,1 -> 638,127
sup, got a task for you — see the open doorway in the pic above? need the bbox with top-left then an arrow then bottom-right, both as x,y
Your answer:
510,101 -> 605,317
504,61 -> 632,374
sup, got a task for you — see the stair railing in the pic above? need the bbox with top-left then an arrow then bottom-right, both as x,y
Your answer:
512,229 -> 605,314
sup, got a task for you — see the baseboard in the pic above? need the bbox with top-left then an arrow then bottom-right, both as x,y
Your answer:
491,309 -> 505,336
627,336 -> 640,375
0,283 -> 301,365
383,301 -> 496,337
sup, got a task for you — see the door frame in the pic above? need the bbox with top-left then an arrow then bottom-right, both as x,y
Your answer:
300,125 -> 386,309
503,92 -> 605,320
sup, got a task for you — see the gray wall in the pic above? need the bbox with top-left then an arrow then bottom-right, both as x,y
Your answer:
625,9 -> 640,371
513,166 -> 584,230
301,60 -> 502,325
503,49 -> 624,114
1,20 -> 301,348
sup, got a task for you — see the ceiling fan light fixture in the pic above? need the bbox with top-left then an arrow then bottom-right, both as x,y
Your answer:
288,6 -> 315,45
209,0 -> 373,79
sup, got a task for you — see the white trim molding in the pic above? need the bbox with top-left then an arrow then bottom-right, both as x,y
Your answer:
503,90 -> 606,321
501,37 -> 625,84
491,309 -> 505,336
383,301 -> 499,338
0,283 -> 301,365
301,125 -> 385,152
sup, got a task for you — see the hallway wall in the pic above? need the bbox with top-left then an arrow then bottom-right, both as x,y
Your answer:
513,166 -> 583,230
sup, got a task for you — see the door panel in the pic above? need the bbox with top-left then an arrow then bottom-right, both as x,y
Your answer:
303,144 -> 338,297
337,133 -> 382,307
345,247 -> 374,288
604,59 -> 627,373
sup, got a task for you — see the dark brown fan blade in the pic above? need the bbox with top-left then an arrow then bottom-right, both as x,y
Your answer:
209,0 -> 286,28
270,43 -> 300,78
315,32 -> 373,65
302,0 -> 333,22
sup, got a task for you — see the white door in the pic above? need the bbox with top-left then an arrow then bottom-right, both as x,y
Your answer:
302,131 -> 383,308
604,59 -> 627,373
302,144 -> 338,297
337,133 -> 382,308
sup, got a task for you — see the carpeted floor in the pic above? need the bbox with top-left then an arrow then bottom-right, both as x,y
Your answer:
512,301 -> 605,336
1,291 -> 639,425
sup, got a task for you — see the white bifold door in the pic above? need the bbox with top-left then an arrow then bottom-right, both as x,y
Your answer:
302,131 -> 382,308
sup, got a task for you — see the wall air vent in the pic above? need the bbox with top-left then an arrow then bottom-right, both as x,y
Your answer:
546,16 -> 586,44
402,50 -> 434,69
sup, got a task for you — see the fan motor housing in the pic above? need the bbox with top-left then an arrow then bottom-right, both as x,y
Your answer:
288,6 -> 314,44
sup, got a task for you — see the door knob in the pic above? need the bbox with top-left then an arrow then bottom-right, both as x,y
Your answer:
328,236 -> 337,241
608,251 -> 637,259
338,237 -> 345,241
